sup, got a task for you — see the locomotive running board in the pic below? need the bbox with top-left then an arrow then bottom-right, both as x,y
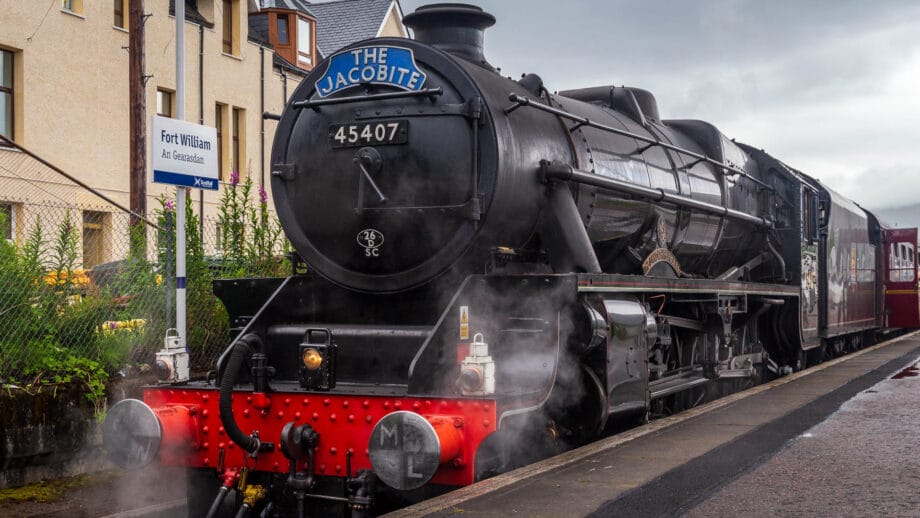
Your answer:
576,273 -> 799,298
648,373 -> 709,400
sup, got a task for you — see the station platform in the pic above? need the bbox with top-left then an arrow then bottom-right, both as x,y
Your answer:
392,332 -> 920,517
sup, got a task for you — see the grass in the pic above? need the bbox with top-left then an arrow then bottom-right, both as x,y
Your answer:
0,473 -> 111,503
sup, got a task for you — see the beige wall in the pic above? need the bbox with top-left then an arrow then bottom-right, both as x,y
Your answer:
0,0 -> 410,264
379,3 -> 408,38
0,0 -> 303,225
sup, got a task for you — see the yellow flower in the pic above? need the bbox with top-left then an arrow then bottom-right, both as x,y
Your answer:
97,318 -> 147,336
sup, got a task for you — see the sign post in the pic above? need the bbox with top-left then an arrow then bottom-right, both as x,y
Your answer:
149,0 -> 218,363
151,114 -> 218,354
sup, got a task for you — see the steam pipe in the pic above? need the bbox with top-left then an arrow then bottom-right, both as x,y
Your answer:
205,486 -> 231,518
219,333 -> 264,454
767,239 -> 787,282
540,183 -> 602,273
542,162 -> 773,228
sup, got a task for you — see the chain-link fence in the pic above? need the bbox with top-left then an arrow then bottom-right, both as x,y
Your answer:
0,139 -> 288,383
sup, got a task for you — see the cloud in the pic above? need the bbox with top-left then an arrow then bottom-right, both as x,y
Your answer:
399,0 -> 920,208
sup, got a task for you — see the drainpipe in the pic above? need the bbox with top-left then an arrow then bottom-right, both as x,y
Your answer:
281,69 -> 288,103
260,46 -> 265,187
199,24 -> 205,241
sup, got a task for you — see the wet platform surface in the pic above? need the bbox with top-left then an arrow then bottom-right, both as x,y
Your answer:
392,332 -> 920,517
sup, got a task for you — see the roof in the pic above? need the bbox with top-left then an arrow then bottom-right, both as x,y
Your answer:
306,0 -> 396,58
169,0 -> 215,28
258,0 -> 316,15
273,52 -> 308,76
248,12 -> 271,45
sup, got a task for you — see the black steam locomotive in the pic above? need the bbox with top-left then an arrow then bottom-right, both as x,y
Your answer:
104,3 -> 919,516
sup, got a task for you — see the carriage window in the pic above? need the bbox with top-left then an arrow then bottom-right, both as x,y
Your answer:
889,241 -> 916,283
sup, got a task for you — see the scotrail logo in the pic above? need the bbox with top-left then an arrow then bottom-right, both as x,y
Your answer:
194,177 -> 215,189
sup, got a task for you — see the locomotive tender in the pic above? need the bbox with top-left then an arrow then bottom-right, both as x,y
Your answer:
103,4 -> 920,516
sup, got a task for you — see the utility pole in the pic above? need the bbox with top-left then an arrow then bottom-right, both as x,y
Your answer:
129,0 -> 147,255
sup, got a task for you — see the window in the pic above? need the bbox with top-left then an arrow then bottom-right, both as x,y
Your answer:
62,0 -> 84,15
214,103 -> 234,181
268,11 -> 296,64
157,89 -> 174,118
803,189 -> 817,243
222,0 -> 232,53
889,241 -> 916,283
276,14 -> 290,45
231,107 -> 244,174
0,49 -> 12,141
222,0 -> 239,55
297,17 -> 313,67
82,211 -> 109,269
214,103 -> 224,181
1,203 -> 14,242
114,0 -> 127,29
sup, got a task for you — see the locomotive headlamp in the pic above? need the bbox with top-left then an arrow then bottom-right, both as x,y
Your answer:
459,366 -> 484,392
459,333 -> 495,396
302,348 -> 323,371
154,328 -> 189,384
299,328 -> 337,390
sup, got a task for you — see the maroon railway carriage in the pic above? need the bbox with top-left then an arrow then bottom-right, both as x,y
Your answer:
883,227 -> 920,328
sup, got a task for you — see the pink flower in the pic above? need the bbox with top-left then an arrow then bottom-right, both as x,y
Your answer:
230,170 -> 239,186
259,186 -> 268,204
164,199 -> 176,210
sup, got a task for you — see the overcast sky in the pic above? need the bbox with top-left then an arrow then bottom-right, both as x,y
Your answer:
399,0 -> 920,210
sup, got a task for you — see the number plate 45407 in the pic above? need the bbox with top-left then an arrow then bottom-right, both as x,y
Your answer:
329,120 -> 408,148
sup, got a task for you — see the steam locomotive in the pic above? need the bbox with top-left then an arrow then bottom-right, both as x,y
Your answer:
103,3 -> 920,516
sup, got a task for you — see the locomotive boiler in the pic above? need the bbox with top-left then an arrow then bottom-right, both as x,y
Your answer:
102,4 -> 919,517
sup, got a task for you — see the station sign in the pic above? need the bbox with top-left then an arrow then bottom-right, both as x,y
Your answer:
315,46 -> 427,98
152,115 -> 219,190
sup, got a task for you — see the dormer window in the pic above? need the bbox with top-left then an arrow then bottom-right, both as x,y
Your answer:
276,14 -> 290,45
258,8 -> 316,71
297,16 -> 314,68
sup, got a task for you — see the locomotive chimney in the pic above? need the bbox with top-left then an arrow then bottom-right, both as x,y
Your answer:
404,3 -> 496,70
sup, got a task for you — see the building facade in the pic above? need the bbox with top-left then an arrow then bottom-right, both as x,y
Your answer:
0,0 -> 405,266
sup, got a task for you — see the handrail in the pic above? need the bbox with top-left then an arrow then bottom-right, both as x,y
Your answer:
542,162 -> 773,228
293,87 -> 443,110
506,93 -> 774,192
